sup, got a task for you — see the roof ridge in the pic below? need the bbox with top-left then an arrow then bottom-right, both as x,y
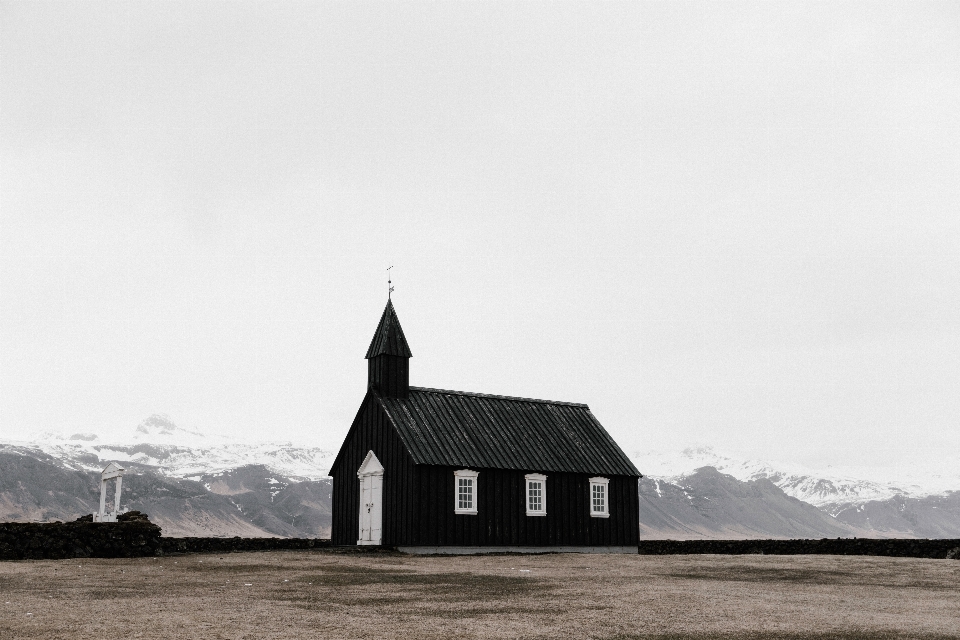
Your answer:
408,386 -> 589,408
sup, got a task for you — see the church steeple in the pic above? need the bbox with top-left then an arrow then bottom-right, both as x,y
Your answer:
365,299 -> 412,398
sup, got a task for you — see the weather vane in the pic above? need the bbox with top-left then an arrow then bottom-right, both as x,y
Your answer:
387,265 -> 394,299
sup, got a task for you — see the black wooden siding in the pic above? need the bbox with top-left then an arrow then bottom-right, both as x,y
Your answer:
368,355 -> 409,399
410,467 -> 639,547
332,396 -> 639,547
334,298 -> 641,547
331,392 -> 417,546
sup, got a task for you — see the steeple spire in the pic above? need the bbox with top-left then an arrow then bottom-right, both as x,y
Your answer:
365,299 -> 412,359
365,299 -> 412,397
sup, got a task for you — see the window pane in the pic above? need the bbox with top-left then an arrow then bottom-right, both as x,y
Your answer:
592,484 -> 605,512
528,481 -> 543,511
458,478 -> 473,510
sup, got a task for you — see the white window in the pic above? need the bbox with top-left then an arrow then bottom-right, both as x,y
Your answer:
454,469 -> 478,514
589,477 -> 610,518
525,473 -> 547,516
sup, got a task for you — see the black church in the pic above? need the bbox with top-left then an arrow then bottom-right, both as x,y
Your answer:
330,299 -> 641,553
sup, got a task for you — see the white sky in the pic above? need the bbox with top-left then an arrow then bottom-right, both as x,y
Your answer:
1,2 -> 958,471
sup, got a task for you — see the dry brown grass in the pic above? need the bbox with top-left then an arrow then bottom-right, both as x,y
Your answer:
0,550 -> 958,639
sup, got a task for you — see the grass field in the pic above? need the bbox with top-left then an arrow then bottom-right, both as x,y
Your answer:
1,550 -> 958,639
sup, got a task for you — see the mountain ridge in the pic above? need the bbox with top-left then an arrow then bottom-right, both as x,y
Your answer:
2,417 -> 959,539
7,414 -> 337,481
632,446 -> 960,510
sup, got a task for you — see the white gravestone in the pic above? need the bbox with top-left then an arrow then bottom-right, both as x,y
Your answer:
93,462 -> 125,522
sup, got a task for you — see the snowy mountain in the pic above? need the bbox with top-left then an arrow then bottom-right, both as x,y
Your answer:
629,446 -> 960,538
0,415 -> 335,537
0,415 -> 334,537
631,446 -> 960,513
4,416 -> 959,539
637,467 -> 855,540
7,414 -> 337,481
0,451 -> 332,537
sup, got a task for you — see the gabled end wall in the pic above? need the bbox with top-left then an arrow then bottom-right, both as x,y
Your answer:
330,392 -> 417,545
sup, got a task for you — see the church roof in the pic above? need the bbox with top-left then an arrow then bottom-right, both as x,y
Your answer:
365,299 -> 412,359
374,387 -> 640,477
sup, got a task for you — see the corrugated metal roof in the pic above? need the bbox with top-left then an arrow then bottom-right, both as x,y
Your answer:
376,387 -> 640,477
365,299 -> 413,359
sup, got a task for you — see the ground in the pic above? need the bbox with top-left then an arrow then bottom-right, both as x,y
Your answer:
1,550 -> 957,639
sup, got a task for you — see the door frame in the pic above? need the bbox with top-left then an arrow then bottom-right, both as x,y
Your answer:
357,450 -> 384,545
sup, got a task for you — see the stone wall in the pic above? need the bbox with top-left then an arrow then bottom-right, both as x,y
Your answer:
5,513 -> 959,560
0,511 -> 331,560
638,538 -> 960,559
0,513 -> 162,560
159,537 -> 330,555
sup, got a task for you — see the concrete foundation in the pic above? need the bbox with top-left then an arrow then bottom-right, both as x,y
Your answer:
397,545 -> 637,555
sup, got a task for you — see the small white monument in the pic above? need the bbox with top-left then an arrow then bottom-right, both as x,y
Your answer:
93,462 -> 125,523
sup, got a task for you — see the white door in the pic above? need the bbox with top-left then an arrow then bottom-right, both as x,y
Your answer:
368,474 -> 382,543
357,450 -> 384,545
359,474 -> 372,542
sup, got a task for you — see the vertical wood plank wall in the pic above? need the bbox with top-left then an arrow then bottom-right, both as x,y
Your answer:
331,394 -> 417,545
367,355 -> 409,399
412,466 -> 639,547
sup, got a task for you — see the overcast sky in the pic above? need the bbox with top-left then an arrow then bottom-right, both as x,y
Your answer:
2,2 -> 958,472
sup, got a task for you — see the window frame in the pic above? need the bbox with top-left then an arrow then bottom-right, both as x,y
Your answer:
454,469 -> 479,515
525,473 -> 547,516
589,476 -> 610,518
